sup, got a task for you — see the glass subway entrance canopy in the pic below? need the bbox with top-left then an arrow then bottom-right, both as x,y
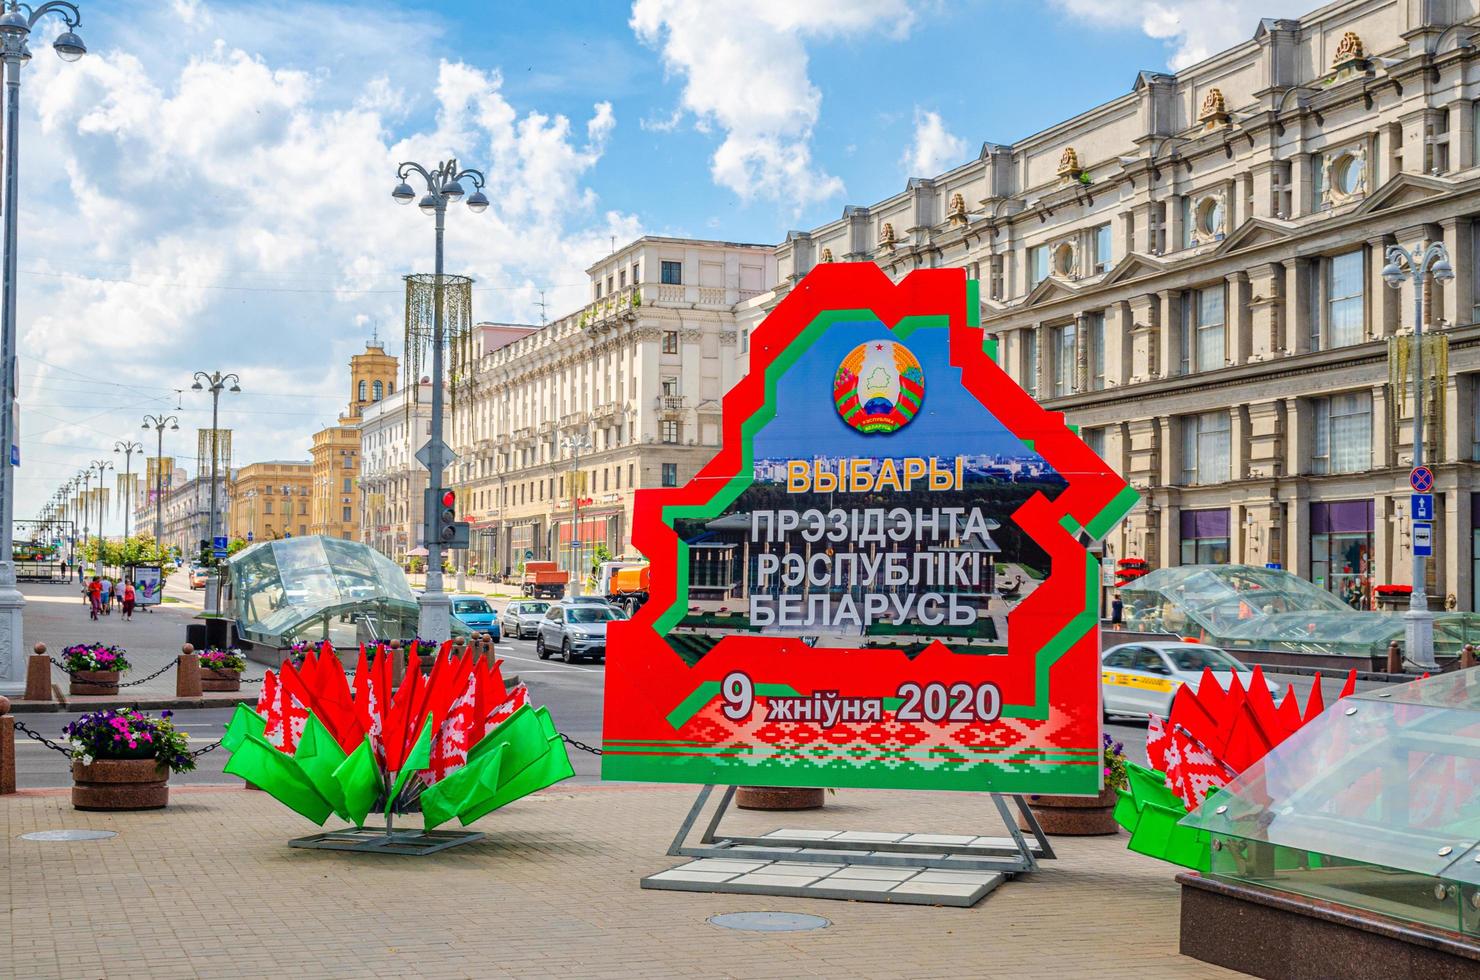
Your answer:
1119,564 -> 1480,660
224,536 -> 467,648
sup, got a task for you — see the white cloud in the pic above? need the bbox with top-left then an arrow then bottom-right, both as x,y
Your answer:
14,4 -> 636,517
1049,0 -> 1266,70
901,109 -> 967,177
630,0 -> 915,213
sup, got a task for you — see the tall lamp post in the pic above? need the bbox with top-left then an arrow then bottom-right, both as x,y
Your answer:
87,458 -> 110,576
75,469 -> 90,569
114,439 -> 141,544
390,158 -> 488,641
191,372 -> 239,615
560,433 -> 592,597
1381,240 -> 1455,670
142,414 -> 179,553
0,3 -> 87,693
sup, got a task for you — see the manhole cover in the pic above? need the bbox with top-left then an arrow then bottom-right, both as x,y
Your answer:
708,911 -> 831,932
20,829 -> 117,842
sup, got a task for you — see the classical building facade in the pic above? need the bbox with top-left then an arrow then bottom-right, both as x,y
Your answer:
159,471 -> 234,559
308,343 -> 398,540
772,1 -> 1480,610
452,237 -> 774,577
358,380 -> 441,560
228,460 -> 312,543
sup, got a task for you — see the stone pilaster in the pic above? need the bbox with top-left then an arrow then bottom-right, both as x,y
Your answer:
1247,262 -> 1284,361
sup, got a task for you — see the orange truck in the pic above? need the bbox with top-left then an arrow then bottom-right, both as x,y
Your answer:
520,560 -> 570,598
598,561 -> 650,615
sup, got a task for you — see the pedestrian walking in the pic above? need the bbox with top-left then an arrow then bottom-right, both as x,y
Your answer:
99,576 -> 112,615
1110,591 -> 1124,630
76,563 -> 85,584
121,580 -> 136,620
87,576 -> 101,621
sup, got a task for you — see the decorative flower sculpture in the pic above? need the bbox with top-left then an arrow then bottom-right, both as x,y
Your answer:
222,641 -> 573,829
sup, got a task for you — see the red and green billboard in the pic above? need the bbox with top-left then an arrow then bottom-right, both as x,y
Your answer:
602,263 -> 1135,794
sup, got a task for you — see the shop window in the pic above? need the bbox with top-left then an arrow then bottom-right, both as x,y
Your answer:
1179,509 -> 1231,565
1310,500 -> 1374,605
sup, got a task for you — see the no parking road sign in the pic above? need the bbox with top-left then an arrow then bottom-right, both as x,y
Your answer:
1411,466 -> 1434,493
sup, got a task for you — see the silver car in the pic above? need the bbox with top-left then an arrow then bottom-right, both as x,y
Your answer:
501,599 -> 551,640
1101,641 -> 1279,719
535,601 -> 621,663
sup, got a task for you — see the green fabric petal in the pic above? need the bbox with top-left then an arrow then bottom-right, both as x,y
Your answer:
331,739 -> 383,829
293,714 -> 350,822
383,715 -> 434,818
221,704 -> 266,752
221,731 -> 334,825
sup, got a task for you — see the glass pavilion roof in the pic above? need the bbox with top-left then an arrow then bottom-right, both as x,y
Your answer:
1118,564 -> 1480,659
224,536 -> 464,647
1184,670 -> 1480,935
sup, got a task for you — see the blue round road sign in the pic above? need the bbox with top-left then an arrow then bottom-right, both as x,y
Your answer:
1411,466 -> 1434,493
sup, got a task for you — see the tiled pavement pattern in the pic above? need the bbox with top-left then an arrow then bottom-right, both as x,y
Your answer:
2,783 -> 1238,979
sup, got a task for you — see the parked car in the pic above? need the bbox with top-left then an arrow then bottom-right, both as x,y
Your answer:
450,595 -> 501,640
501,599 -> 551,639
535,600 -> 622,663
188,566 -> 208,589
1101,641 -> 1280,719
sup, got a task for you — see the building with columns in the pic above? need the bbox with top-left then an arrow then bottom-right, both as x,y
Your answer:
228,460 -> 312,543
358,380 -> 442,561
771,0 -> 1480,610
308,343 -> 398,541
451,237 -> 773,578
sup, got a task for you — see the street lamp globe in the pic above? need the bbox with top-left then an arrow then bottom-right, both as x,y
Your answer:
191,379 -> 204,390
391,180 -> 415,204
1433,257 -> 1456,282
1381,260 -> 1405,287
417,194 -> 438,215
229,382 -> 241,393
466,190 -> 489,213
52,31 -> 86,62
442,179 -> 465,200
0,9 -> 30,36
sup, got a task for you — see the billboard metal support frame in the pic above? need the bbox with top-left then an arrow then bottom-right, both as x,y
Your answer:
660,783 -> 1053,874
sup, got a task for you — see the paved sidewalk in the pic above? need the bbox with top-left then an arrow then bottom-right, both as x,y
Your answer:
1,784 -> 1235,979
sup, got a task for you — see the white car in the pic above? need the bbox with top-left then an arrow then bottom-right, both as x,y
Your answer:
1101,641 -> 1279,719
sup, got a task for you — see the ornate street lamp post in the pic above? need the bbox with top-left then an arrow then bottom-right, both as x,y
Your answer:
191,372 -> 239,614
114,439 -> 141,544
0,2 -> 87,693
560,433 -> 592,597
1382,240 -> 1455,670
142,414 -> 179,553
87,457 -> 110,576
391,158 -> 488,640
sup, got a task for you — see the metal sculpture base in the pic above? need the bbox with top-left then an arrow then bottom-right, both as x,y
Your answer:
642,785 -> 1052,907
289,824 -> 485,856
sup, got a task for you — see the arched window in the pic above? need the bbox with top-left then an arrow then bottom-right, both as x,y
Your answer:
387,381 -> 394,395
372,380 -> 384,401
357,380 -> 367,401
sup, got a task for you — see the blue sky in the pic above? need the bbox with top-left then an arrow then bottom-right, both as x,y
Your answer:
755,321 -> 1027,460
14,0 -> 1281,518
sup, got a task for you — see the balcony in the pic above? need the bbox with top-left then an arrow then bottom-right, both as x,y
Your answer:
560,411 -> 590,429
578,286 -> 641,332
656,395 -> 686,417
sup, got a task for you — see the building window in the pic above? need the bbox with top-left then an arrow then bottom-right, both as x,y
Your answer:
1311,249 -> 1366,350
1022,330 -> 1038,399
1310,500 -> 1374,602
357,380 -> 367,401
661,420 -> 680,444
1084,312 -> 1105,391
342,456 -> 353,469
618,270 -> 626,289
661,376 -> 679,397
632,262 -> 640,282
1092,223 -> 1112,272
1181,286 -> 1226,374
661,260 -> 682,285
372,380 -> 383,401
1472,376 -> 1480,461
1051,322 -> 1076,397
1426,113 -> 1450,174
342,506 -> 352,522
1027,245 -> 1048,288
662,463 -> 678,487
1311,391 -> 1372,475
1180,411 -> 1231,485
342,477 -> 352,493
661,330 -> 679,354
264,500 -> 273,515
1082,426 -> 1105,457
1179,509 -> 1231,565
595,281 -> 602,299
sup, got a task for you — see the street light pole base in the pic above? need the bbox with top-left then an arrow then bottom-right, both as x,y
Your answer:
0,562 -> 26,696
1403,606 -> 1438,671
417,589 -> 452,643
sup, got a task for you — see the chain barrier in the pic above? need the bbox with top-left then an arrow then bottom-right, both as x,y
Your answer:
13,720 -> 74,756
48,656 -> 77,678
118,660 -> 181,688
189,739 -> 224,759
560,732 -> 602,756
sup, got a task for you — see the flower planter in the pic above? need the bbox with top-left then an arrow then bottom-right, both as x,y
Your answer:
1018,786 -> 1120,836
735,786 -> 825,811
71,757 -> 169,811
69,669 -> 120,696
200,667 -> 241,692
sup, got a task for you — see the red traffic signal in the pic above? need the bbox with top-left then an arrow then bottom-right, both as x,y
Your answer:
441,489 -> 456,508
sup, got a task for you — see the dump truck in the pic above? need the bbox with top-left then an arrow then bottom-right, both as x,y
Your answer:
596,560 -> 650,615
520,560 -> 570,598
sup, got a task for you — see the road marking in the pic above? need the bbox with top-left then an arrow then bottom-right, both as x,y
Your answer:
497,651 -> 596,673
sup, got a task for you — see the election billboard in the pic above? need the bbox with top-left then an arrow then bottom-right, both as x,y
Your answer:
602,263 -> 1135,794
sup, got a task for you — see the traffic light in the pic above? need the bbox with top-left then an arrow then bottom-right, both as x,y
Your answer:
425,487 -> 470,549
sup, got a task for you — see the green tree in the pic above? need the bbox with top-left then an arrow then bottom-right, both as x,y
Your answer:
226,537 -> 248,556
